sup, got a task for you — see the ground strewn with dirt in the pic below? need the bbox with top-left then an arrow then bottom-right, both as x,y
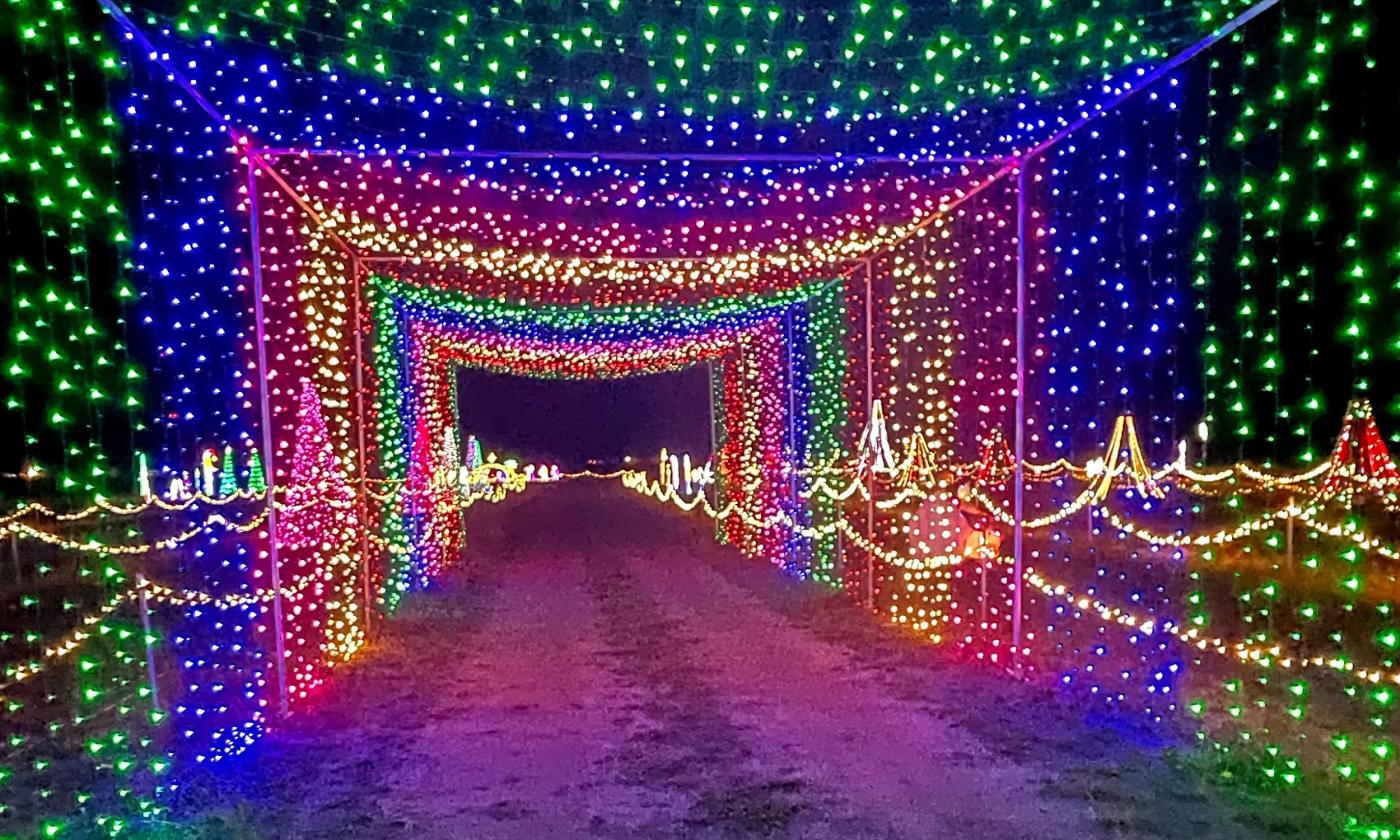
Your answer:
161,482 -> 1328,839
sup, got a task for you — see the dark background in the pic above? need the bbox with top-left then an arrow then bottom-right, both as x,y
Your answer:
455,367 -> 713,470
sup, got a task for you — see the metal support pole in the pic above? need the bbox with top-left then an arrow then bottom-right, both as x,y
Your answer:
707,360 -> 723,541
351,255 -> 373,641
1011,166 -> 1029,670
247,159 -> 291,718
864,261 -> 876,609
136,574 -> 161,712
707,360 -> 718,502
834,527 -> 845,583
10,532 -> 20,586
786,310 -> 800,566
979,560 -> 990,632
1286,495 -> 1295,570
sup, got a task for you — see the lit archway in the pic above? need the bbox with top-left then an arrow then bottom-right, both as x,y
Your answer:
364,274 -> 848,608
245,151 -> 983,615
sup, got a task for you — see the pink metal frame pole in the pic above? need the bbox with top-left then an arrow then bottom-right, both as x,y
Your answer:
864,260 -> 876,610
1011,166 -> 1028,671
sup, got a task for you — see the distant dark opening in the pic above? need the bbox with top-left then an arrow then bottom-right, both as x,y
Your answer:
454,366 -> 712,471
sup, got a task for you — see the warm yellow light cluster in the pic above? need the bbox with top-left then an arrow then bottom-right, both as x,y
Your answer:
0,487 -> 265,526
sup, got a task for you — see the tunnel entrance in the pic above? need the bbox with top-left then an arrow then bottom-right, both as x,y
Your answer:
454,366 -> 713,474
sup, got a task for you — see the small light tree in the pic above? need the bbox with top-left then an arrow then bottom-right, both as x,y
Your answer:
218,445 -> 239,497
247,447 -> 267,494
1319,397 -> 1400,502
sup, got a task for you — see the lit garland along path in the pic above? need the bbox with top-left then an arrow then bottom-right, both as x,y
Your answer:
169,483 -> 1321,839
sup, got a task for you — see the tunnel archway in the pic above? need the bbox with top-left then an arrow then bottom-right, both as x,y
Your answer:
245,153 -> 981,616
363,274 -> 846,607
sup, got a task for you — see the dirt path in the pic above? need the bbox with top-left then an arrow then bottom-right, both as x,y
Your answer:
167,482 -> 1320,839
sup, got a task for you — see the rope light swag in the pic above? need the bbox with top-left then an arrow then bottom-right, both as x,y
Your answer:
0,487 -> 263,527
0,561 -> 336,693
0,482 -> 395,555
620,404 -> 1400,666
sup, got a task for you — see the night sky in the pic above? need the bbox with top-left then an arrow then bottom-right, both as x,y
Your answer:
455,366 -> 713,469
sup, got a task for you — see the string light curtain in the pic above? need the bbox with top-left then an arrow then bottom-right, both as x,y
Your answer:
0,0 -> 144,497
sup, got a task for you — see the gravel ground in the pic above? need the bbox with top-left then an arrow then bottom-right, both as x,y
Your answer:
162,482 -> 1327,839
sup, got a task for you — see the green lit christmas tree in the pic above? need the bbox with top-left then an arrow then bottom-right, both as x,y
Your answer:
247,448 -> 267,494
218,445 -> 238,497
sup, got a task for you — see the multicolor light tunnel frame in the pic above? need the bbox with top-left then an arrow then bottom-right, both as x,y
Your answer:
359,273 -> 852,610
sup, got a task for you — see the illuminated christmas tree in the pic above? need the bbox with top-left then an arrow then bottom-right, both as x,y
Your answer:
404,418 -> 444,587
1090,414 -> 1163,501
218,445 -> 238,497
857,399 -> 897,476
278,379 -> 362,704
442,427 -> 461,484
899,431 -> 937,488
247,448 -> 267,494
1318,398 -> 1400,501
973,429 -> 1015,483
464,434 -> 483,471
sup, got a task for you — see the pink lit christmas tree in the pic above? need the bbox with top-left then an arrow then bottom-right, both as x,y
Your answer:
277,379 -> 363,705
